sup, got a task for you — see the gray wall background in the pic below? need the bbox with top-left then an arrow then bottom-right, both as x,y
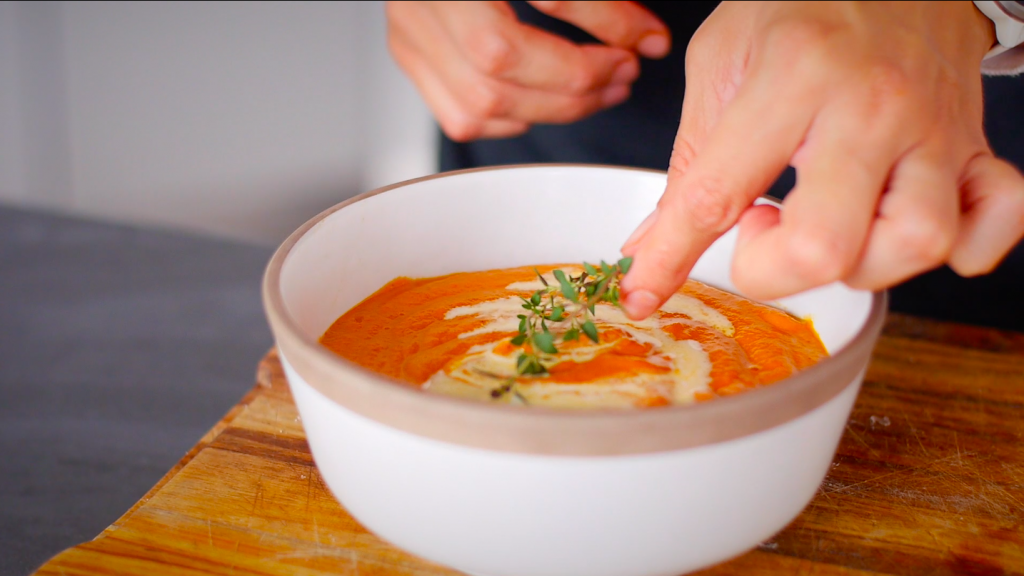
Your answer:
0,6 -> 439,573
0,1 -> 437,245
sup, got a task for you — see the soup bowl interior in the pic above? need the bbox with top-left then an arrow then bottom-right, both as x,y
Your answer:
279,165 -> 872,350
263,165 -> 885,576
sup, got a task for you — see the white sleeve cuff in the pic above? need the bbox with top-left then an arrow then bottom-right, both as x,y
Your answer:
982,45 -> 1024,75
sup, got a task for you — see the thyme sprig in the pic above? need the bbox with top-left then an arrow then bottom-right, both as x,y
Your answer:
489,257 -> 633,400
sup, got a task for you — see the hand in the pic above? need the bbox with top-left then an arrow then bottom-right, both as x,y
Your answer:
386,1 -> 671,142
620,1 -> 1024,319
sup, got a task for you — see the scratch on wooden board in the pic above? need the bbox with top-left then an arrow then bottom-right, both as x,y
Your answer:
844,424 -> 879,457
900,409 -> 930,457
970,486 -> 1007,518
824,453 -> 966,496
883,483 -> 984,518
272,548 -> 353,561
969,464 -> 1024,513
924,409 -> 935,424
954,431 -> 962,467
251,475 -> 265,514
231,539 -> 241,574
809,527 -> 821,563
1002,461 -> 1024,488
351,549 -> 360,575
928,453 -> 971,470
814,486 -> 835,505
207,518 -> 213,547
313,515 -> 321,551
911,427 -> 929,457
944,475 -> 986,522
874,452 -> 1024,520
305,466 -> 312,513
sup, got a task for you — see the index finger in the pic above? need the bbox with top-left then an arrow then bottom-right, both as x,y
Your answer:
433,1 -> 640,94
528,1 -> 672,58
620,69 -> 820,319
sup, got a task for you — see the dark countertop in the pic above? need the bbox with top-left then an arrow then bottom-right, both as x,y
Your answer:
0,205 -> 274,575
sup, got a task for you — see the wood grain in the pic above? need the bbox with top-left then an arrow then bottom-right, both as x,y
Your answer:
34,313 -> 1024,576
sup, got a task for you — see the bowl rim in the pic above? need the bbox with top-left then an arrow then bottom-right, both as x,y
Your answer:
263,163 -> 887,457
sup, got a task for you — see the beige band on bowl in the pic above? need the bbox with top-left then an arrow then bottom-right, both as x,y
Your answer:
263,165 -> 887,457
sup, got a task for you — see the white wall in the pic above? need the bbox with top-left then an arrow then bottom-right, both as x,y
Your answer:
0,1 -> 75,209
0,1 -> 24,205
0,1 -> 436,244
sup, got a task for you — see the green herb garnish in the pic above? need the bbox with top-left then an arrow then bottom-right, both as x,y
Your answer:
488,257 -> 633,401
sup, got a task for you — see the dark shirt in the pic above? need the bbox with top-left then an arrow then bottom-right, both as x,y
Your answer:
442,1 -> 717,173
439,1 -> 1024,332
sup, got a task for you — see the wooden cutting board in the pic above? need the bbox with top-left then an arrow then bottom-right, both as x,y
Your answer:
34,313 -> 1024,576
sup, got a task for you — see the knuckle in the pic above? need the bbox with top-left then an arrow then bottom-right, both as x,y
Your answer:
894,212 -> 955,265
863,62 -> 913,111
786,226 -> 853,285
684,29 -> 714,72
594,17 -> 633,46
465,82 -> 505,118
669,138 -> 698,175
639,243 -> 689,290
465,28 -> 517,77
565,66 -> 600,94
680,176 -> 739,235
934,63 -> 969,121
766,19 -> 834,62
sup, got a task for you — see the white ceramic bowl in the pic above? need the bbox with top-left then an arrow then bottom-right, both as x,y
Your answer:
263,165 -> 886,576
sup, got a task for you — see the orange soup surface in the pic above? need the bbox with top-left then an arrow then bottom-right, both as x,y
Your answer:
320,265 -> 828,409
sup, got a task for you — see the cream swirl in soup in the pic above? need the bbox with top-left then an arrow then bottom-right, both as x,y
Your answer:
320,265 -> 828,409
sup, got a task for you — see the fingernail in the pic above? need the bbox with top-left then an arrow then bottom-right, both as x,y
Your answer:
610,59 -> 639,85
637,33 -> 670,59
621,208 -> 659,253
623,289 -> 661,320
601,84 -> 630,107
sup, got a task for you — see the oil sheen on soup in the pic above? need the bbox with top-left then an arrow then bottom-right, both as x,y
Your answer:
320,265 -> 828,409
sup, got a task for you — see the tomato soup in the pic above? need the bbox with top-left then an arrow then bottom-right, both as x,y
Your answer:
320,265 -> 828,409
